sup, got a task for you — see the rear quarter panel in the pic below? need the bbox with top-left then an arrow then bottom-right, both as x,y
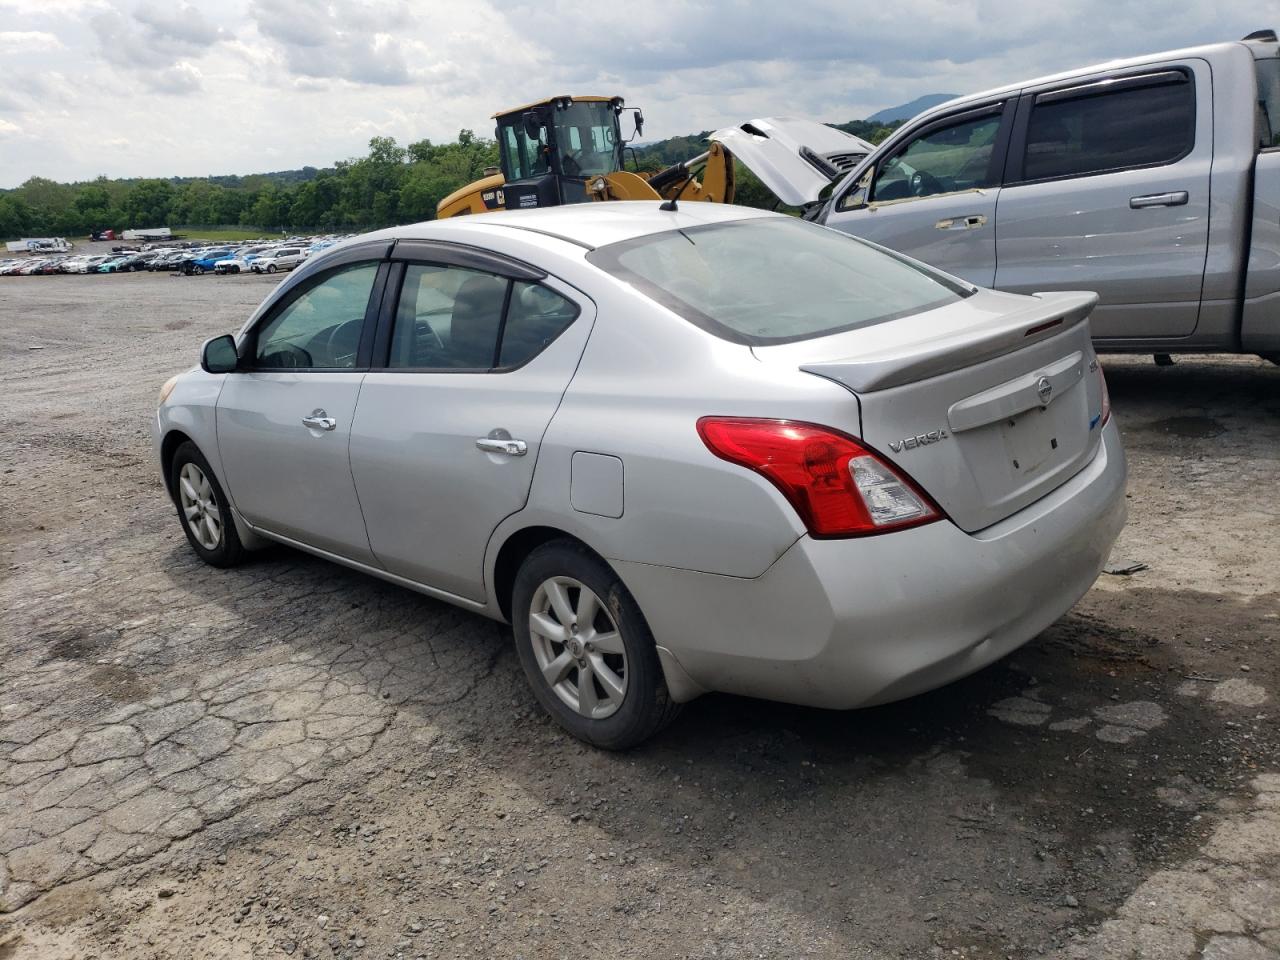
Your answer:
493,272 -> 868,581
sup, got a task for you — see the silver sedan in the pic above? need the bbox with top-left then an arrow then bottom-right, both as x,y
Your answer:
153,202 -> 1127,748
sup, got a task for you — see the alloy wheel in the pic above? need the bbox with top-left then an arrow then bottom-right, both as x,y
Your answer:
177,461 -> 222,551
528,577 -> 627,720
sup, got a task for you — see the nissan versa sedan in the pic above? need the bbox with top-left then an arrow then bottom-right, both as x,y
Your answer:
153,202 -> 1127,749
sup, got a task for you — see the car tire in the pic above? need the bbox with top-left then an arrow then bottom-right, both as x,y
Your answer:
193,265 -> 205,275
512,540 -> 681,750
266,264 -> 276,274
230,265 -> 240,274
169,441 -> 246,568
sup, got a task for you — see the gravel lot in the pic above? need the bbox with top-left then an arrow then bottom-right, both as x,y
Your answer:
1,262 -> 1277,959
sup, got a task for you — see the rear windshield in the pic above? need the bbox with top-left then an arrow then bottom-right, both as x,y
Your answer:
586,217 -> 971,345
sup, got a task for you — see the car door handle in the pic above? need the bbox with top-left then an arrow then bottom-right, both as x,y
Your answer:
475,437 -> 527,456
1130,191 -> 1188,209
301,410 -> 337,431
935,214 -> 987,230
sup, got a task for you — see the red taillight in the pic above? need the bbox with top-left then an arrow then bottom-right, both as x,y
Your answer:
1097,363 -> 1112,426
696,417 -> 944,538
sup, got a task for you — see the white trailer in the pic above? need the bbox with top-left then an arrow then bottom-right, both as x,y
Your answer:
6,237 -> 72,253
122,227 -> 172,241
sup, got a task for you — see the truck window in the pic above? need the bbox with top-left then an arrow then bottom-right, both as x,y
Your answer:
1021,73 -> 1195,181
1258,59 -> 1280,150
871,114 -> 1002,202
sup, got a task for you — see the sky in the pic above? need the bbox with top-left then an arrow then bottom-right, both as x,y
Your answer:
0,0 -> 1269,188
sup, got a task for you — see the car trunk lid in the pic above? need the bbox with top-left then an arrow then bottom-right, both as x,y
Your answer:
752,290 -> 1107,532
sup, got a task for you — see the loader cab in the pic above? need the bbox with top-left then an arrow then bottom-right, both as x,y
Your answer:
495,96 -> 628,209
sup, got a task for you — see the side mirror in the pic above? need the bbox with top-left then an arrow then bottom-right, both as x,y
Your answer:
522,111 -> 541,140
632,109 -> 644,139
201,334 -> 239,374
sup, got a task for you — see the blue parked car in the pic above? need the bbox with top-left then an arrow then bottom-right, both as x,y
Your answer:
184,249 -> 235,275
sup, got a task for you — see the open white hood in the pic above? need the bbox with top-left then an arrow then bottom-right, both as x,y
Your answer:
710,117 -> 874,207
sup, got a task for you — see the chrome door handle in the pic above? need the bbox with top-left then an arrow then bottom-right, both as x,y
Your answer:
476,437 -> 527,456
935,214 -> 987,230
1130,191 -> 1188,209
301,409 -> 337,431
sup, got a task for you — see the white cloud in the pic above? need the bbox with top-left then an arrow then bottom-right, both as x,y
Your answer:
0,0 -> 1270,187
0,30 -> 64,53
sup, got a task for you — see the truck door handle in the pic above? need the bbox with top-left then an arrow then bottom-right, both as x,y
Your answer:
1130,191 -> 1188,209
301,410 -> 337,431
935,214 -> 987,230
476,437 -> 527,456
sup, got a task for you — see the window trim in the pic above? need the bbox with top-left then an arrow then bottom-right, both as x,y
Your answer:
867,100 -> 1014,204
1003,66 -> 1197,187
243,259 -> 389,373
831,101 -> 1011,211
371,254 -> 581,374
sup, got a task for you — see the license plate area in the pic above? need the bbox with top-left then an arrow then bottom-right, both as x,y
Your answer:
1000,406 -> 1062,478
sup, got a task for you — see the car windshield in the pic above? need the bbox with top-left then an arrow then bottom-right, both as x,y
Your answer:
553,101 -> 620,177
586,217 -> 972,345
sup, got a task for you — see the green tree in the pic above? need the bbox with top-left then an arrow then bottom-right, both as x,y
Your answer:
0,195 -> 33,239
123,179 -> 174,227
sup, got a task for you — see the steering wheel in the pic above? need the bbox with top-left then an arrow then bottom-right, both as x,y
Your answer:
325,317 -> 363,367
261,343 -> 312,368
910,170 -> 944,197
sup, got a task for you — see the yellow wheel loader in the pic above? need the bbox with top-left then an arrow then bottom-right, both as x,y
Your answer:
436,96 -> 879,218
435,95 -> 737,217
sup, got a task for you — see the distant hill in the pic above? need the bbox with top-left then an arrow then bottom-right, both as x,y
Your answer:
867,94 -> 958,124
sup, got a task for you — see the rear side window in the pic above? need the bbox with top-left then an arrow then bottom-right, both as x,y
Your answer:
587,217 -> 970,345
1021,73 -> 1195,181
387,264 -> 578,370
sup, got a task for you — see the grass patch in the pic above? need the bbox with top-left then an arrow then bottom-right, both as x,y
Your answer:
172,227 -> 286,242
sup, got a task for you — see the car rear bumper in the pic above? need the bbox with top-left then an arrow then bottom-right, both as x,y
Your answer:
615,418 -> 1127,709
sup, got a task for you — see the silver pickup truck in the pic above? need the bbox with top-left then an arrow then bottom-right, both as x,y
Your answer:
724,30 -> 1280,360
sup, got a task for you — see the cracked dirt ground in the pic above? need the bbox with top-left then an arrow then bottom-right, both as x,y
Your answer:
0,266 -> 1277,959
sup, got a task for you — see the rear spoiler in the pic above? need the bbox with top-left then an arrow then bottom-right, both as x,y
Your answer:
800,291 -> 1098,393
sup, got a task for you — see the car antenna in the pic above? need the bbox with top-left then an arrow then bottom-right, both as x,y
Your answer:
659,197 -> 678,212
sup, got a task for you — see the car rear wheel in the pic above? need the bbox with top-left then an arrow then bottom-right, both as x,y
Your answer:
512,540 -> 680,749
170,441 -> 245,568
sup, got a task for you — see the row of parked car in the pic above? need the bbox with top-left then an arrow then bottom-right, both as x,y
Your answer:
0,235 -> 355,278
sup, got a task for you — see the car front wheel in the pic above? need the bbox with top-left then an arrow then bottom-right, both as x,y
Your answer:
266,264 -> 276,274
170,441 -> 245,568
512,540 -> 680,749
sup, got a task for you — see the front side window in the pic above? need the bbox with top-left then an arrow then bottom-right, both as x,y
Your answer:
387,265 -> 579,370
1258,58 -> 1280,149
872,114 -> 1002,202
1021,74 -> 1195,181
498,116 -> 550,182
254,261 -> 378,369
587,217 -> 970,345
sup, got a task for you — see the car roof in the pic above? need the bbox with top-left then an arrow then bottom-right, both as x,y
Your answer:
358,201 -> 776,252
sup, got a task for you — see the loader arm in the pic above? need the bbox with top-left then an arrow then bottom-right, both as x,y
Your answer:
584,142 -> 737,204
